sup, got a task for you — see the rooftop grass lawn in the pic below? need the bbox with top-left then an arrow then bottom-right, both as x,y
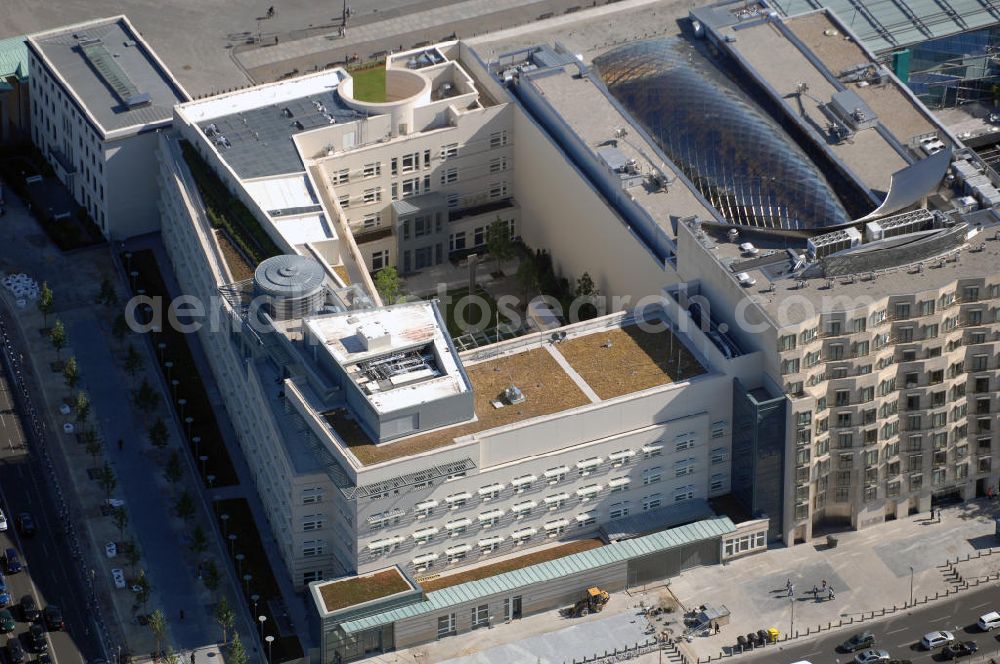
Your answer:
321,569 -> 410,612
351,66 -> 386,103
419,539 -> 604,592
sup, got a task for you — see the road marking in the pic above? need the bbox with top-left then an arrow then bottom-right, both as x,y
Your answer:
971,601 -> 990,610
887,626 -> 907,634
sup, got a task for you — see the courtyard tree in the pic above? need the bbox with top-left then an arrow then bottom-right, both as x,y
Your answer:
486,218 -> 515,276
202,559 -> 220,591
135,570 -> 151,611
112,313 -> 129,342
37,282 -> 53,327
82,430 -> 102,467
228,632 -> 248,664
164,451 -> 183,486
98,462 -> 117,501
189,525 -> 208,557
134,378 -> 160,413
515,254 -> 540,302
123,539 -> 141,576
74,391 -> 91,431
374,266 -> 402,305
124,344 -> 142,384
148,609 -> 166,656
174,490 -> 195,522
96,277 -> 118,307
112,506 -> 128,541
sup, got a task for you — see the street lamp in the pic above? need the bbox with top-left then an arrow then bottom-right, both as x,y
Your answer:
235,553 -> 245,576
177,398 -> 187,421
251,593 -> 260,616
199,455 -> 208,477
265,635 -> 274,664
185,416 -> 194,439
164,361 -> 174,383
228,533 -> 237,556
909,566 -> 914,607
789,595 -> 794,638
129,270 -> 139,291
171,379 -> 180,400
220,513 -> 229,537
244,573 -> 253,595
193,435 -> 202,459
207,474 -> 216,489
157,342 -> 167,363
258,614 -> 267,641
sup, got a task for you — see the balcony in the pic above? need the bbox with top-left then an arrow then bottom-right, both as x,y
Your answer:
448,197 -> 514,223
353,226 -> 393,244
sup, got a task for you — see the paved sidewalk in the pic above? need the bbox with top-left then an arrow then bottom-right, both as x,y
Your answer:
668,500 -> 1000,662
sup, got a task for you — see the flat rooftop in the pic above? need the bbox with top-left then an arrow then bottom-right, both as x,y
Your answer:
323,315 -> 708,466
714,15 -> 907,195
28,17 -> 188,134
317,567 -> 412,614
306,302 -> 469,415
526,64 -> 720,237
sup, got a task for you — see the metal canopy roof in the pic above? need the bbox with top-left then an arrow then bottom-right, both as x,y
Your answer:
768,0 -> 1000,53
338,516 -> 736,634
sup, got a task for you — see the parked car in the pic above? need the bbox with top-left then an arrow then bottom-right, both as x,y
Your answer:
0,510 -> 8,532
27,624 -> 46,653
854,649 -> 890,664
42,606 -> 63,631
7,635 -> 24,664
942,641 -> 978,659
3,549 -> 21,575
736,272 -> 757,287
840,632 -> 876,652
978,611 -> 1000,631
739,242 -> 759,256
921,631 -> 955,649
0,575 -> 11,607
0,609 -> 14,633
19,595 -> 38,622
15,513 -> 34,537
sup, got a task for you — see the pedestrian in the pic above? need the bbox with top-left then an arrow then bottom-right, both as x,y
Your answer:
785,578 -> 791,590
811,584 -> 818,596
930,507 -> 935,520
788,584 -> 794,597
191,653 -> 196,664
828,587 -> 834,600
714,621 -> 720,634
821,579 -> 827,590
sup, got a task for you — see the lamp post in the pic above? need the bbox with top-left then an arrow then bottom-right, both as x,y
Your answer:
220,513 -> 229,537
171,379 -> 180,400
228,533 -> 237,557
789,595 -> 794,638
235,553 -> 245,577
157,342 -> 167,363
258,614 -> 267,642
244,573 -> 253,595
207,474 -> 216,489
177,398 -> 187,421
185,416 -> 194,440
129,270 -> 139,291
199,455 -> 208,477
265,636 -> 274,664
193,435 -> 202,460
909,566 -> 914,607
124,252 -> 132,273
164,361 -> 173,384
251,593 -> 260,616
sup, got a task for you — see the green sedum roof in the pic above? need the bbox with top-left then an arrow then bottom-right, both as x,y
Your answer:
0,36 -> 28,83
340,516 -> 735,634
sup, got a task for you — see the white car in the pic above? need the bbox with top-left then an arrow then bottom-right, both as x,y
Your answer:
0,510 -> 8,532
853,650 -> 889,664
921,630 -> 955,649
979,611 -> 1000,631
739,242 -> 759,256
736,272 -> 757,287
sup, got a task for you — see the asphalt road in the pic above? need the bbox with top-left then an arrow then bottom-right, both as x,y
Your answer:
0,369 -> 101,664
745,582 -> 1000,663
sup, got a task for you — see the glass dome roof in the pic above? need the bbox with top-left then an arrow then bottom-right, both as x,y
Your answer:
594,38 -> 852,230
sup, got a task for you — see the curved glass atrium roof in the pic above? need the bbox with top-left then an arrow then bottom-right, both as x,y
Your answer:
594,38 -> 852,230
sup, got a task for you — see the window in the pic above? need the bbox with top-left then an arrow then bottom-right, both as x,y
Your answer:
362,162 -> 381,178
609,501 -> 630,519
895,303 -> 911,319
474,226 -> 486,246
438,613 -> 457,639
511,474 -> 536,492
362,213 -> 381,230
643,466 -> 662,485
371,250 -> 389,272
401,177 -> 420,198
710,474 -> 726,493
490,130 -> 508,148
302,570 -> 323,585
400,152 -> 419,173
302,540 -> 324,557
488,182 -> 508,199
337,193 -> 350,209
471,604 -> 490,629
642,493 -> 662,511
490,156 -> 508,173
440,167 -> 458,185
710,447 -> 728,464
449,232 -> 466,252
918,300 -> 935,316
674,486 -> 695,503
302,516 -> 324,531
478,509 -> 504,528
445,492 -> 470,509
576,512 -> 596,528
675,432 -> 697,451
331,168 -> 349,185
413,527 -> 438,544
782,358 -> 800,374
544,519 -> 569,537
835,390 -> 850,407
478,483 -> 504,501
674,458 -> 695,477
608,476 -> 630,493
440,143 -> 458,160
478,537 -> 503,554
302,488 -> 323,504
544,466 -> 568,484
576,457 -> 602,475
779,334 -> 797,351
964,286 -> 981,302
363,187 -> 382,204
642,444 -> 663,459
512,500 -> 535,517
544,493 -> 568,510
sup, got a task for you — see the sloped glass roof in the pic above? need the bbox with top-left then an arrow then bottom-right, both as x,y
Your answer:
594,38 -> 852,230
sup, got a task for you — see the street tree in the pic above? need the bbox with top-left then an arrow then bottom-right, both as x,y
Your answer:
214,596 -> 235,644
112,313 -> 129,342
49,319 -> 67,362
202,559 -> 220,591
163,647 -> 179,664
96,277 -> 118,307
124,344 -> 142,384
148,609 -> 166,656
97,462 -> 117,501
164,451 -> 183,486
228,632 -> 248,664
148,417 -> 169,449
135,570 -> 151,611
374,266 -> 402,305
174,490 -> 195,522
82,430 -> 102,467
574,271 -> 601,321
134,378 -> 160,413
37,282 -> 53,327
189,525 -> 208,557
63,356 -> 79,389
74,391 -> 91,430
122,539 -> 141,575
112,507 -> 128,541
486,218 -> 515,275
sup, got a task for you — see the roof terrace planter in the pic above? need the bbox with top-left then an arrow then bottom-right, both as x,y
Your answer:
448,197 -> 515,223
354,226 -> 394,244
316,567 -> 412,613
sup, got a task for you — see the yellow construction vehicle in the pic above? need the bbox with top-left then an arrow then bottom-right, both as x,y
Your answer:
566,587 -> 610,617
